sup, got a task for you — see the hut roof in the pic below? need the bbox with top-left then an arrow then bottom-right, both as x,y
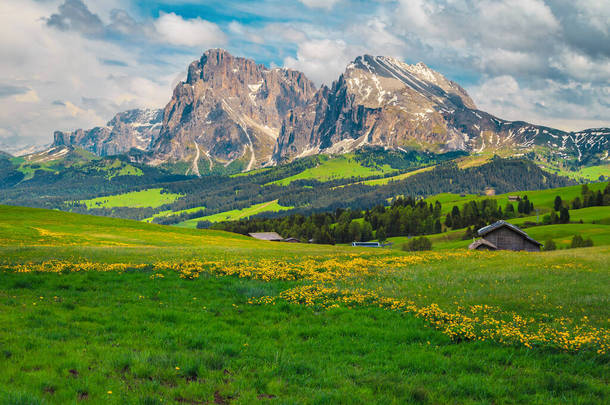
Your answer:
477,220 -> 542,246
469,239 -> 498,250
248,232 -> 283,241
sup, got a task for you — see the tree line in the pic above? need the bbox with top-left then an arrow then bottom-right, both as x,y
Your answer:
209,197 -> 443,244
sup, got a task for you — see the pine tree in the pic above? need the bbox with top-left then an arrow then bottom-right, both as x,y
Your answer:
434,219 -> 442,234
571,197 -> 581,209
554,196 -> 563,211
559,207 -> 570,223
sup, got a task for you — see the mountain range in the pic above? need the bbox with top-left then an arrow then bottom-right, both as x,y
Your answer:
47,49 -> 608,175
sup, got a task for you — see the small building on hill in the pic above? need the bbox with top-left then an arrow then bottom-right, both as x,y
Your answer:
249,232 -> 283,241
352,241 -> 382,247
469,220 -> 542,252
508,195 -> 521,202
248,232 -> 301,243
468,239 -> 498,251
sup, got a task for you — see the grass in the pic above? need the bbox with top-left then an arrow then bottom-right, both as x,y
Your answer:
425,182 -> 609,215
575,164 -> 610,181
414,222 -> 610,251
509,206 -> 610,226
385,206 -> 610,251
143,206 -> 207,223
77,188 -> 184,209
342,165 -> 435,187
175,200 -> 293,228
89,158 -> 144,180
541,163 -> 610,182
0,205 -> 609,404
267,155 -> 396,186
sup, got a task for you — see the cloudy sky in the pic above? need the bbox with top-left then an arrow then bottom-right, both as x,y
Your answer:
1,0 -> 609,150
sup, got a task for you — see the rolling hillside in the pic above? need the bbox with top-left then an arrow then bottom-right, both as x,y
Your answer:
424,182 -> 608,215
0,205 -> 608,403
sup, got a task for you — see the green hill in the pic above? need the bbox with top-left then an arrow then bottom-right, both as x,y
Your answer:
425,182 -> 608,215
266,154 -> 397,186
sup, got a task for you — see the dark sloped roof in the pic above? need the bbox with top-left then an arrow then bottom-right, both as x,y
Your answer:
248,232 -> 283,241
477,220 -> 542,246
469,239 -> 498,250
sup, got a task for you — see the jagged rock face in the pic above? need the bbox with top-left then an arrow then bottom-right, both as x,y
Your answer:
275,55 -> 609,164
48,50 -> 607,170
275,55 -> 480,161
149,48 -> 316,172
53,109 -> 162,156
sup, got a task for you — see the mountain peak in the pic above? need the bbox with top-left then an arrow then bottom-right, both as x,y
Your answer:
42,50 -> 608,172
151,50 -> 317,171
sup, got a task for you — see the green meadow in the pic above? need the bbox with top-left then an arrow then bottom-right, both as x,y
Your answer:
77,188 -> 183,209
384,205 -> 610,251
175,200 -> 293,228
267,155 -> 396,186
144,206 -> 207,223
0,205 -> 609,404
341,166 -> 435,187
424,182 -> 609,215
541,163 -> 610,182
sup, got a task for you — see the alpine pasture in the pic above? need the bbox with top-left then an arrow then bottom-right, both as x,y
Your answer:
0,205 -> 608,404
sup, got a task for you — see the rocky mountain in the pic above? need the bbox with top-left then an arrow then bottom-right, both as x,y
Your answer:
44,50 -> 608,173
52,108 -> 162,156
148,48 -> 316,174
274,55 -> 609,165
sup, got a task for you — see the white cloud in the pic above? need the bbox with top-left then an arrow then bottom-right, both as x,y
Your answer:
299,0 -> 341,10
0,1 -> 181,147
572,0 -> 610,35
469,75 -> 610,131
14,89 -> 40,103
550,48 -> 610,82
284,39 -> 360,86
154,12 -> 226,48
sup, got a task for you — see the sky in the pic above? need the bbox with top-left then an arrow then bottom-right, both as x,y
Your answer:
0,0 -> 609,150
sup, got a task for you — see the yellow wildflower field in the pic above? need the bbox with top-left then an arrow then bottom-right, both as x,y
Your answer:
7,249 -> 609,355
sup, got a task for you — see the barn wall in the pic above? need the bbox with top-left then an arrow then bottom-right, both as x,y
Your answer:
482,227 -> 539,251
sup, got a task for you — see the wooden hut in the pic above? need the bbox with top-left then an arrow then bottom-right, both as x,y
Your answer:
352,242 -> 382,247
469,220 -> 542,251
248,232 -> 283,241
468,239 -> 497,251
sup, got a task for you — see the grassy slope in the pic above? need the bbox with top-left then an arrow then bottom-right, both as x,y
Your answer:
425,182 -> 609,215
540,163 -> 610,181
267,155 -> 396,186
143,206 -> 207,223
175,200 -> 293,228
0,206 -> 609,404
78,188 -> 183,209
509,206 -> 610,226
342,165 -> 435,187
386,206 -> 610,250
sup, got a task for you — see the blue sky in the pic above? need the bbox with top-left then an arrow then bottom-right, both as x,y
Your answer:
0,0 -> 609,150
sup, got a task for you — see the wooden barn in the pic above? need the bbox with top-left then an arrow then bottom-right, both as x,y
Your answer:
469,220 -> 542,252
248,232 -> 283,241
248,232 -> 301,243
